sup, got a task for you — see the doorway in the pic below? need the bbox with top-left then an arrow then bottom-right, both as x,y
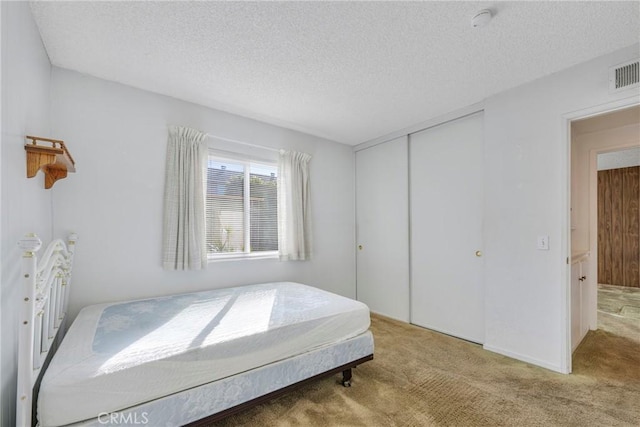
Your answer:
569,105 -> 640,360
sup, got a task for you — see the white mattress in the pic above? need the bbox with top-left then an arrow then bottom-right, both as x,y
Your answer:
38,282 -> 370,427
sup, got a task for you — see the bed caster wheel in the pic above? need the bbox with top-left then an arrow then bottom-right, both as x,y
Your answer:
341,368 -> 352,387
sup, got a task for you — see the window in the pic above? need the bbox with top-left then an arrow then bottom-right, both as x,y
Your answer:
206,153 -> 278,259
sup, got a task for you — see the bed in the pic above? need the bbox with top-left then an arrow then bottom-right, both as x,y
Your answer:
16,234 -> 374,426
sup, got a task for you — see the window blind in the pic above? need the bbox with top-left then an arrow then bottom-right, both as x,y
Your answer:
206,156 -> 278,256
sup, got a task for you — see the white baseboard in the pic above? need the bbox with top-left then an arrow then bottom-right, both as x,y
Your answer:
483,344 -> 568,374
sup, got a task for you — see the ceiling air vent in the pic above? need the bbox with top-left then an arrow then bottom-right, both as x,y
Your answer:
609,59 -> 639,93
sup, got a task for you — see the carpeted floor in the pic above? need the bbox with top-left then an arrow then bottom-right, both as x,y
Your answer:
212,287 -> 640,426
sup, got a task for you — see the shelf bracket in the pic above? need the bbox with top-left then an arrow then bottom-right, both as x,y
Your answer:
24,136 -> 75,189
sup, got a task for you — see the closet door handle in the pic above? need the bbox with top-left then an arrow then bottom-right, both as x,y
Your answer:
475,250 -> 482,257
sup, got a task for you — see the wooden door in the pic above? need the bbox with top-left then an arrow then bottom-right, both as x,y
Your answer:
356,137 -> 410,321
598,166 -> 640,287
410,112 -> 485,344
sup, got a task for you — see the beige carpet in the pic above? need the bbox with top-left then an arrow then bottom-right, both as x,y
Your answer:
211,290 -> 640,426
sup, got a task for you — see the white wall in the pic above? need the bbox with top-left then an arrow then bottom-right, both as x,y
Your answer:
0,3 -> 3,423
49,67 -> 355,321
0,2 -> 53,425
598,145 -> 640,170
483,43 -> 640,372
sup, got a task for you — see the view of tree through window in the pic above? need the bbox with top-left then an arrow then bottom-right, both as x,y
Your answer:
206,157 -> 278,256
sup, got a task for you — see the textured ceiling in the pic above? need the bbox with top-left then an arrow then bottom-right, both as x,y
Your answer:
30,1 -> 640,145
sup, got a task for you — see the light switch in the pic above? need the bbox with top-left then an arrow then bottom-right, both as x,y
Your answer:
537,235 -> 549,250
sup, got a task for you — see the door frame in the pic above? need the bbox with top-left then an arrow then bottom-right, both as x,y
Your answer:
561,95 -> 639,373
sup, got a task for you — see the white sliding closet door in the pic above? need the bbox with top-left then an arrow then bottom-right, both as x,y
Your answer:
356,137 -> 410,322
410,112 -> 485,343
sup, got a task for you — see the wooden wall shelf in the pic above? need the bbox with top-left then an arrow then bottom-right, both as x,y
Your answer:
25,136 -> 75,189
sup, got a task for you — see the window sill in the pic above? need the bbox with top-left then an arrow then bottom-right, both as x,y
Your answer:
207,251 -> 279,263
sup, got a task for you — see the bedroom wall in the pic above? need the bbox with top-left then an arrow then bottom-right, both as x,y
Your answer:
49,67 -> 356,322
0,3 -> 3,421
0,2 -> 53,425
482,43 -> 639,372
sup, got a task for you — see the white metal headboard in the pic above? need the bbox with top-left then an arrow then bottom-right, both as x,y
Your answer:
16,233 -> 77,427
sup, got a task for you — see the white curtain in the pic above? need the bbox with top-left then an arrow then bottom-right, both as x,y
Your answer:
277,150 -> 312,260
162,126 -> 208,270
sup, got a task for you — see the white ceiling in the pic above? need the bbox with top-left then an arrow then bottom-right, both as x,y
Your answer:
30,1 -> 640,145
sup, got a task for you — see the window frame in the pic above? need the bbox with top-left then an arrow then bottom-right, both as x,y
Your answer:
206,151 -> 279,262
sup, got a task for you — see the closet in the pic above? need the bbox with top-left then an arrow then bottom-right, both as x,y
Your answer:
409,112 -> 485,343
355,136 -> 410,321
356,113 -> 485,343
